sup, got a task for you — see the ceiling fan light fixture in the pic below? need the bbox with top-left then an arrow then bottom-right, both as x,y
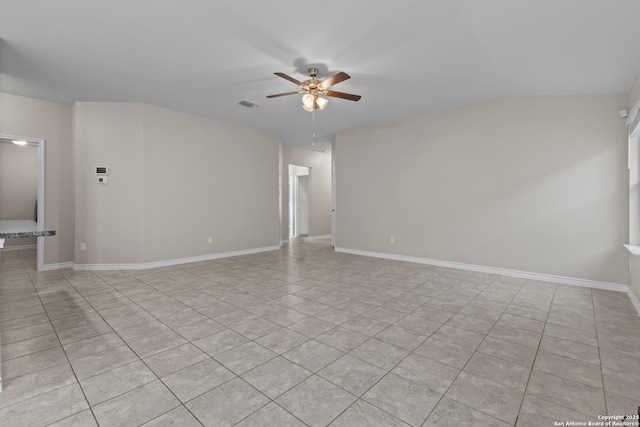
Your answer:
315,96 -> 328,110
268,68 -> 360,111
302,93 -> 315,107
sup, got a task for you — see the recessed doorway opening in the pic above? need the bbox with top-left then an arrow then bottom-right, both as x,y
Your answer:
288,164 -> 310,238
0,134 -> 46,270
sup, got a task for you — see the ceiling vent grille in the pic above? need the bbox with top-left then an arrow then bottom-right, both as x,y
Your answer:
237,99 -> 260,109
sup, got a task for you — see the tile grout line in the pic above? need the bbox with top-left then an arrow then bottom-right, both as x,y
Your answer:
515,287 -> 606,422
105,256 -> 337,426
221,270 -> 456,426
3,244 -> 633,426
95,273 -> 270,425
593,289 -> 608,417
25,264 -> 102,427
320,273 -> 499,426
512,280 -> 557,427
0,251 -> 524,424
50,269 -> 204,425
434,275 -> 526,426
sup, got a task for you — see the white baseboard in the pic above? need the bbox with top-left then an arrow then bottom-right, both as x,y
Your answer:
629,288 -> 640,317
40,262 -> 74,271
71,245 -> 281,271
1,244 -> 37,252
306,234 -> 331,241
334,247 -> 628,293
282,235 -> 330,242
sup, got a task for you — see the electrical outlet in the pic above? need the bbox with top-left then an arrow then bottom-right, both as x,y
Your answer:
208,236 -> 213,244
80,243 -> 86,251
390,236 -> 395,244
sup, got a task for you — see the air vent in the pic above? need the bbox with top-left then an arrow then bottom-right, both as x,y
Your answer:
237,99 -> 260,109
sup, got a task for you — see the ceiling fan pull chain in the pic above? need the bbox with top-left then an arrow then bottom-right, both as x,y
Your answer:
312,109 -> 316,146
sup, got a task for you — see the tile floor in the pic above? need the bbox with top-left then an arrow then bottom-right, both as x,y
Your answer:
1,239 -> 639,426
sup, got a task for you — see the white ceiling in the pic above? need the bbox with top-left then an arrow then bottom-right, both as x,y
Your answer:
2,1 -> 640,152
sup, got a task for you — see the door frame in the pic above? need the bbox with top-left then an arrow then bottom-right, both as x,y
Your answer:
288,164 -> 310,239
331,161 -> 336,247
0,134 -> 46,270
296,174 -> 309,237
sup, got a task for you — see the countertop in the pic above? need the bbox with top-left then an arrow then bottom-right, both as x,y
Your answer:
0,220 -> 56,239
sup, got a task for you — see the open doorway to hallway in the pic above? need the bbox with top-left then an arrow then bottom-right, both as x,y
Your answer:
288,164 -> 310,238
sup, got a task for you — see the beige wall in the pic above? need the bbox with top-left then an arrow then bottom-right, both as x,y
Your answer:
0,92 -> 74,264
335,95 -> 629,284
281,145 -> 332,241
141,104 -> 281,263
627,69 -> 640,309
1,94 -> 281,267
1,89 -> 633,292
74,103 -> 145,264
73,102 -> 280,265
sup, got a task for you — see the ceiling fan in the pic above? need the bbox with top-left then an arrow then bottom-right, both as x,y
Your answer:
266,68 -> 361,112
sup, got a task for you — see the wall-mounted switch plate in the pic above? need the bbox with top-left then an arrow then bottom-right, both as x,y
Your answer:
80,243 -> 86,251
98,176 -> 108,184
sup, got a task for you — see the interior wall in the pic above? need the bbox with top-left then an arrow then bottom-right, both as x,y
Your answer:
281,145 -> 331,240
335,95 -> 629,284
73,102 -> 280,266
0,92 -> 74,264
627,69 -> 640,308
73,102 -> 145,265
141,104 -> 281,263
0,142 -> 38,247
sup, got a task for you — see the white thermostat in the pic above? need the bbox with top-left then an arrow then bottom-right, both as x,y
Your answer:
96,167 -> 109,175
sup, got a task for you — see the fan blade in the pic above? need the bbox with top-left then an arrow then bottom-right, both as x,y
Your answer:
266,91 -> 301,98
325,90 -> 361,101
274,72 -> 303,86
320,72 -> 350,89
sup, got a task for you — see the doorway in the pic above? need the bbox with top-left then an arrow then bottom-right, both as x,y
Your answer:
288,164 -> 310,238
331,161 -> 336,247
0,134 -> 46,270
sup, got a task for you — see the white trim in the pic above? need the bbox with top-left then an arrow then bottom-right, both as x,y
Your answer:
37,139 -> 45,271
628,288 -> 640,317
331,161 -> 336,248
626,100 -> 640,128
73,245 -> 281,271
624,244 -> 640,257
0,244 -> 37,252
0,134 -> 46,271
306,234 -> 331,241
335,247 -> 628,292
40,262 -> 74,271
281,239 -> 289,245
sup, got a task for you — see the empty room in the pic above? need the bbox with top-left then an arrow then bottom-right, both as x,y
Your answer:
1,1 -> 640,426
